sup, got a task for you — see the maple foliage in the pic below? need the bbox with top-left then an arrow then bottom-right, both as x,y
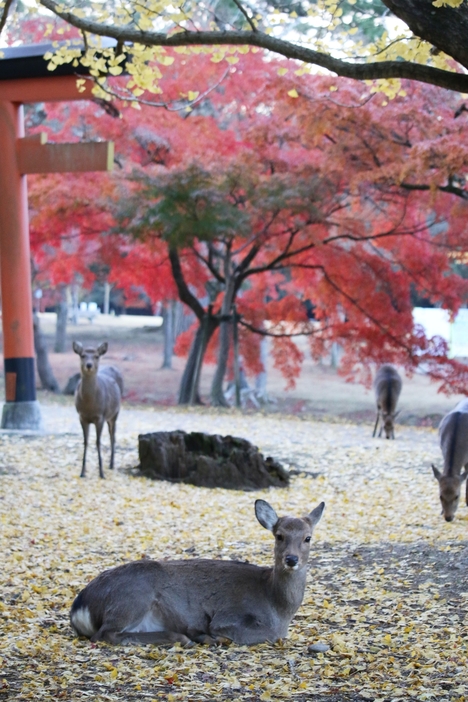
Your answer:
24,51 -> 468,399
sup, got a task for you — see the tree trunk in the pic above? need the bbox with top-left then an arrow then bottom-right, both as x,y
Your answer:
382,0 -> 468,71
232,305 -> 241,408
173,300 -> 193,338
255,335 -> 269,403
103,281 -> 111,315
33,312 -> 60,392
178,313 -> 217,404
210,260 -> 235,407
161,300 -> 174,369
210,317 -> 231,407
70,279 -> 79,325
54,284 -> 68,353
330,342 -> 342,369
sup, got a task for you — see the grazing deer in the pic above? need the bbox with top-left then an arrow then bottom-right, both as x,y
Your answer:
372,364 -> 402,439
73,341 -> 123,479
70,499 -> 325,646
432,399 -> 468,522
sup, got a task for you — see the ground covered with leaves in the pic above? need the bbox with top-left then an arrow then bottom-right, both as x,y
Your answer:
1,406 -> 467,701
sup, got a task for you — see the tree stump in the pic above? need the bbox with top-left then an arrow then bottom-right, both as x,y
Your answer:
137,430 -> 289,490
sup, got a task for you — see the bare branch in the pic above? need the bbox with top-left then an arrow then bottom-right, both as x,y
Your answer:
77,67 -> 230,111
239,319 -> 326,338
0,0 -> 14,36
400,181 -> 468,200
191,245 -> 225,284
231,0 -> 257,32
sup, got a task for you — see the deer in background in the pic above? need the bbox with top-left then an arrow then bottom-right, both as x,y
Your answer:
70,499 -> 325,646
73,341 -> 124,479
432,399 -> 468,522
373,364 -> 402,439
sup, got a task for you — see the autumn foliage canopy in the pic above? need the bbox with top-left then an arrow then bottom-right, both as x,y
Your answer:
24,47 -> 468,396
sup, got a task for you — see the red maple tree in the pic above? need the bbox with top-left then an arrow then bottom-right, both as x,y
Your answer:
25,51 -> 468,403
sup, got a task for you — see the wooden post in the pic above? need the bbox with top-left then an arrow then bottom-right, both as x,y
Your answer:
0,75 -> 114,430
0,102 -> 41,429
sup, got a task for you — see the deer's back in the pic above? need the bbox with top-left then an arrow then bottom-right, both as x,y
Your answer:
78,558 -> 272,610
99,366 -> 124,395
374,365 -> 402,411
72,558 -> 284,639
439,400 -> 468,474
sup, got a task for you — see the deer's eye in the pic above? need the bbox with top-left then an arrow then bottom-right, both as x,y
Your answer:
304,536 -> 311,543
276,534 -> 284,541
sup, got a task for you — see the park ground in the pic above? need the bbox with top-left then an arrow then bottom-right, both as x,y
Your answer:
9,311 -> 468,425
0,314 -> 467,701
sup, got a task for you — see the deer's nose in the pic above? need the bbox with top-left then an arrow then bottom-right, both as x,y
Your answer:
86,362 -> 93,370
285,555 -> 299,568
444,515 -> 454,522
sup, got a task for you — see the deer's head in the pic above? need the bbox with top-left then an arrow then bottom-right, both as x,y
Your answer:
73,341 -> 108,377
432,464 -> 468,521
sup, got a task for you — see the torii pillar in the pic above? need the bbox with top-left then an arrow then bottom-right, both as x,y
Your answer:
0,76 -> 113,430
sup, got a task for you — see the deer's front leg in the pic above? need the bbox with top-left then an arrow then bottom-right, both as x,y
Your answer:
80,421 -> 90,478
95,420 -> 105,479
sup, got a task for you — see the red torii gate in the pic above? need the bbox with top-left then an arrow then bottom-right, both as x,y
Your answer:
0,46 -> 114,430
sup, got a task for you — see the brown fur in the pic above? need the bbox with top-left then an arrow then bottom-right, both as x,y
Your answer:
73,341 -> 123,478
432,399 -> 468,521
373,364 -> 402,439
70,500 -> 325,646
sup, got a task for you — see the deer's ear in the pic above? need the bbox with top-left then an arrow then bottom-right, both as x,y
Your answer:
97,342 -> 108,356
308,501 -> 325,529
73,341 -> 83,355
432,464 -> 442,482
255,500 -> 278,532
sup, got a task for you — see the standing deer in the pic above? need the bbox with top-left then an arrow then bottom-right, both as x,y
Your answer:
432,399 -> 468,522
372,364 -> 402,439
70,499 -> 325,646
73,341 -> 123,479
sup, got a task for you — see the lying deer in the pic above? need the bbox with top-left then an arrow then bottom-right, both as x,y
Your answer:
432,399 -> 468,522
372,364 -> 402,439
70,499 -> 325,646
73,341 -> 124,479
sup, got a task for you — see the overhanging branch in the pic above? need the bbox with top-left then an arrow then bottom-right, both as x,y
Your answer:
239,319 -> 325,338
38,0 -> 468,93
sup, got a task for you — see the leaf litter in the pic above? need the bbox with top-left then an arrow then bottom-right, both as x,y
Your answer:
0,405 -> 467,701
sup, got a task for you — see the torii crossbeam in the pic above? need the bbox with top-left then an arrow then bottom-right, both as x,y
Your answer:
0,45 -> 114,430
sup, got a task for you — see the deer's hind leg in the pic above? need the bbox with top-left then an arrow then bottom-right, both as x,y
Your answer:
465,464 -> 468,506
91,626 -> 192,647
372,411 -> 380,438
107,414 -> 118,470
